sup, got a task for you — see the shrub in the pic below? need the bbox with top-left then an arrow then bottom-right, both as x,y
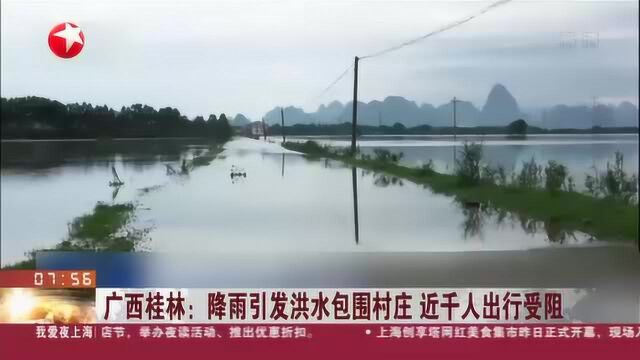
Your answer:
373,148 -> 403,163
506,119 -> 528,135
496,165 -> 508,186
300,140 -> 326,154
455,142 -> 483,185
417,159 -> 435,176
480,164 -> 498,184
544,160 -> 568,193
284,140 -> 332,156
477,164 -> 508,186
585,172 -> 597,195
563,176 -> 576,192
517,157 -> 543,188
585,151 -> 638,204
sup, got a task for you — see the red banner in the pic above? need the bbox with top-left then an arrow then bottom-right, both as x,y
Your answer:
0,324 -> 638,359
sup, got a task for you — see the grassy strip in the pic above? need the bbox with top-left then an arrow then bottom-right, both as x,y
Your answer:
283,141 -> 638,242
191,144 -> 224,167
3,202 -> 143,269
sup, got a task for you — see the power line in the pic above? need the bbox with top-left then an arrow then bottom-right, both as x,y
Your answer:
313,63 -> 354,100
360,0 -> 513,60
309,0 -> 513,114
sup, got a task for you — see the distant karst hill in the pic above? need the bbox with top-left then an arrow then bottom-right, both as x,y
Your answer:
231,113 -> 251,127
263,84 -> 638,129
480,83 -> 524,126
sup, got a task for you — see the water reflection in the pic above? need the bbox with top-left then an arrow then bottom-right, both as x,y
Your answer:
229,165 -> 247,184
281,153 -> 285,178
0,137 -> 622,265
353,169 -> 599,247
4,139 -> 637,321
0,139 -> 223,265
373,174 -> 404,187
460,202 -> 486,240
111,185 -> 122,202
1,139 -> 213,173
360,169 -> 405,187
455,201 -> 596,245
352,167 -> 360,245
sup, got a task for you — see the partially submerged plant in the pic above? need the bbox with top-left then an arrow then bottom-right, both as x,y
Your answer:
517,157 -> 543,188
373,148 -> 403,163
495,165 -> 508,186
455,142 -> 483,185
585,151 -> 638,204
544,160 -> 568,193
563,176 -> 576,193
417,159 -> 435,176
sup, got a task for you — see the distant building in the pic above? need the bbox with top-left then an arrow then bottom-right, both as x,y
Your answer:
244,121 -> 268,139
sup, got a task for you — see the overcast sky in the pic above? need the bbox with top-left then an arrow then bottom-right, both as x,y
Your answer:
1,0 -> 638,120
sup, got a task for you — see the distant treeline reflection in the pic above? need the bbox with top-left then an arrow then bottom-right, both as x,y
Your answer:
0,138 -> 219,171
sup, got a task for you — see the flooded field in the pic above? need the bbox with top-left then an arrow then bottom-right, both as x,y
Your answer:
281,134 -> 639,189
1,135 -> 637,266
3,136 -> 640,323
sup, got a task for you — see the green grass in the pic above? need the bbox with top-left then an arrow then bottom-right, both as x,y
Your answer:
56,202 -> 139,252
284,141 -> 639,242
191,145 -> 224,167
3,202 -> 144,269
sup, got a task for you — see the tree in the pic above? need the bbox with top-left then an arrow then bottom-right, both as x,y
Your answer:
193,115 -> 206,126
506,119 -> 528,135
217,113 -> 232,140
1,96 -> 232,141
392,122 -> 405,131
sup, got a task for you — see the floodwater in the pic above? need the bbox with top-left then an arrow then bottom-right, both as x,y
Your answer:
4,136 -> 640,323
1,135 -> 637,266
283,134 -> 639,188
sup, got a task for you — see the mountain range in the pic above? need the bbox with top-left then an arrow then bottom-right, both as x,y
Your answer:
245,84 -> 638,129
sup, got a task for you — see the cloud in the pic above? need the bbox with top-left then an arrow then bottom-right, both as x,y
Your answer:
1,0 -> 638,119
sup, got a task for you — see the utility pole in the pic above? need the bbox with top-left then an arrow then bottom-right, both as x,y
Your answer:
452,96 -> 458,139
280,107 -> 286,143
452,97 -> 459,171
351,56 -> 359,155
592,96 -> 597,128
261,117 -> 267,141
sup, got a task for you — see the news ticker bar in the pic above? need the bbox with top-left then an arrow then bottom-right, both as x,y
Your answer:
1,324 -> 638,360
25,324 -> 640,341
0,270 -> 96,288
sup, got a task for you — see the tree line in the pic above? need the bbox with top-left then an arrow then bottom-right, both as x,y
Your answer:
1,96 -> 232,140
268,119 -> 638,136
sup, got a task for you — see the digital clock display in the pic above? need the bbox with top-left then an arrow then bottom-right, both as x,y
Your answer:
0,270 -> 96,289
33,271 -> 96,288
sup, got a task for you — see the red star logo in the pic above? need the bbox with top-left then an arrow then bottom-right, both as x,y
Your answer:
48,22 -> 85,59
